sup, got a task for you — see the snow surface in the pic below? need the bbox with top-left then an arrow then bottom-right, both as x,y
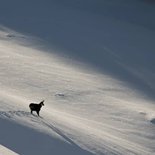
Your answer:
0,0 -> 155,155
0,145 -> 19,155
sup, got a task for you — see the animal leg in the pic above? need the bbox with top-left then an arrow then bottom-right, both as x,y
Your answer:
36,111 -> 39,116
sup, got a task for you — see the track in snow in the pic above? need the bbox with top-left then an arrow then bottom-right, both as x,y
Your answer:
0,107 -> 155,155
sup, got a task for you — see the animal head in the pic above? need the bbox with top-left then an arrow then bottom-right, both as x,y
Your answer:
40,100 -> 45,106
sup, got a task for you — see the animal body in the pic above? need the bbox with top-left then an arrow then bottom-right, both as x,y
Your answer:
29,100 -> 44,116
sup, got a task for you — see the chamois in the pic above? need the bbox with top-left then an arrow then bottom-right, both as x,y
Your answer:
29,100 -> 44,116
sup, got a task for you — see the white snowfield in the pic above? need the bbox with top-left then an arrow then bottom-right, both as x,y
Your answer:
0,145 -> 19,155
0,28 -> 155,155
0,0 -> 155,155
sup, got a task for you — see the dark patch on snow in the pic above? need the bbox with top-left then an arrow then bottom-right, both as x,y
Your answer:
55,93 -> 65,97
6,34 -> 15,38
55,90 -> 96,98
55,93 -> 68,101
150,118 -> 155,124
139,111 -> 146,115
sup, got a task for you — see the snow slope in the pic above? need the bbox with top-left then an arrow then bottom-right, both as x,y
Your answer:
0,0 -> 155,155
0,28 -> 155,155
0,145 -> 19,155
0,0 -> 155,99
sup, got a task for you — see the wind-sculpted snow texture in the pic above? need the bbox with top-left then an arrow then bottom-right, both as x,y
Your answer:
0,0 -> 155,99
0,0 -> 155,155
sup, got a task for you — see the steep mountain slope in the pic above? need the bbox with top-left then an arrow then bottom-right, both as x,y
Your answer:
0,0 -> 155,155
0,29 -> 155,155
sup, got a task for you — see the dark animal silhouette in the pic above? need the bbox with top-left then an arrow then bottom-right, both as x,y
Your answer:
29,100 -> 44,116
